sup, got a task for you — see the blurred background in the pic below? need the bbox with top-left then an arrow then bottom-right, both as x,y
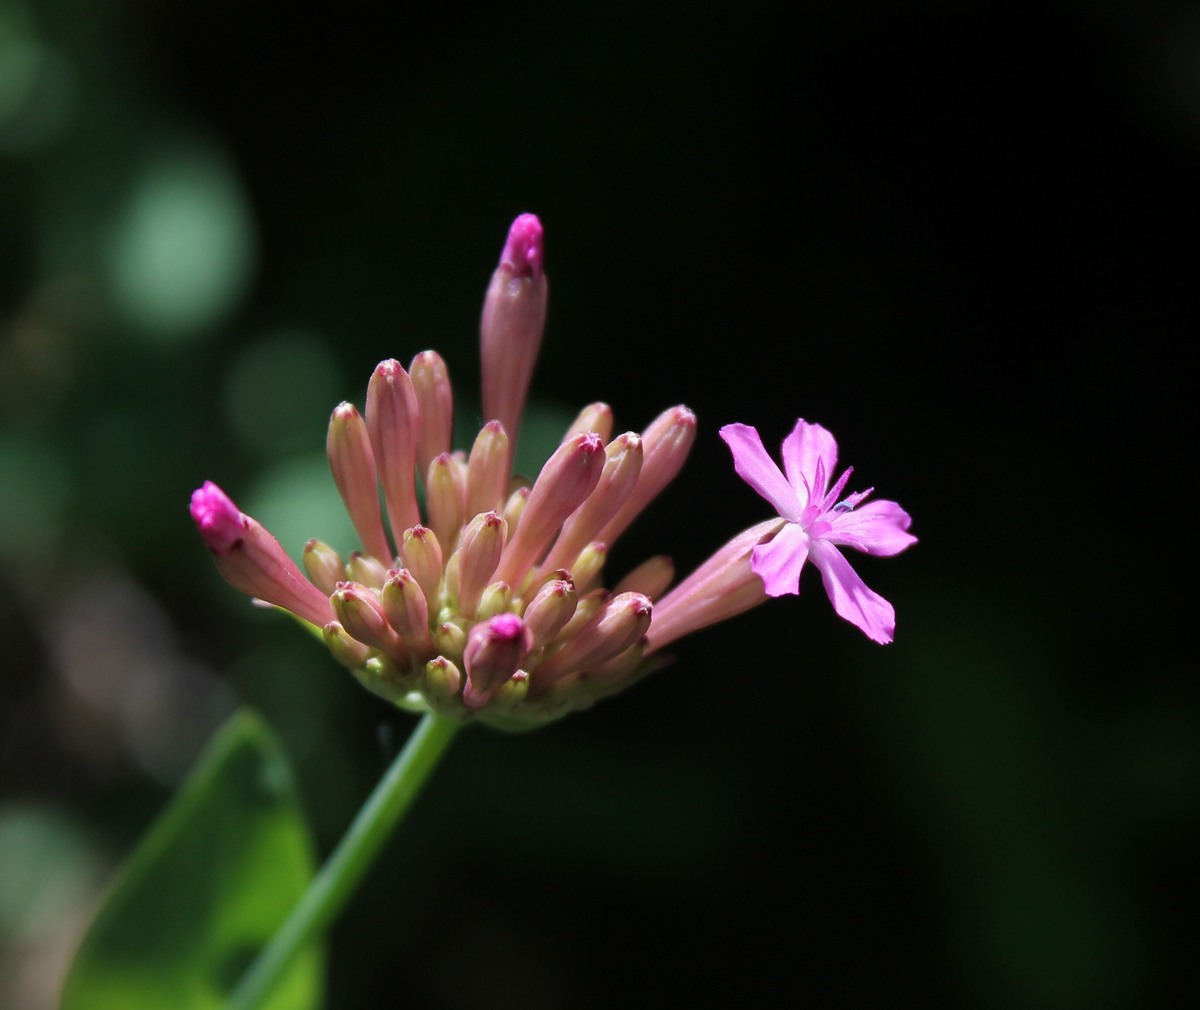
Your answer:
2,0 -> 1197,1006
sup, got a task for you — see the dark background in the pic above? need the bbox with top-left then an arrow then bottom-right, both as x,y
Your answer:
2,1 -> 1196,1006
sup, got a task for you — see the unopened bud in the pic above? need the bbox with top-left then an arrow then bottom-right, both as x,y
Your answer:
400,525 -> 444,613
465,421 -> 510,519
523,577 -> 577,646
346,551 -> 388,589
323,621 -> 371,669
423,656 -> 463,700
303,539 -> 344,595
563,402 -> 613,444
614,555 -> 675,599
462,613 -> 533,709
382,568 -> 434,655
476,580 -> 513,621
532,592 -> 651,690
455,511 -> 507,618
425,453 -> 466,553
332,581 -> 405,662
409,350 -> 454,479
568,542 -> 607,592
366,359 -> 421,540
327,402 -> 392,562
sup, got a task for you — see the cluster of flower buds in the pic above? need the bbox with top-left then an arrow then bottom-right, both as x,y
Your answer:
191,214 -> 914,729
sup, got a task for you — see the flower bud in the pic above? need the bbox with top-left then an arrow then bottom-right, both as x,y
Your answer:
501,485 -> 530,533
425,453 -> 466,554
423,656 -> 462,700
400,525 -> 443,613
522,577 -> 577,646
462,613 -> 533,709
332,581 -> 406,662
563,402 -> 613,444
190,482 -> 333,627
465,421 -> 510,519
493,432 -> 605,588
434,620 -> 467,657
614,555 -> 675,599
455,511 -> 507,618
480,214 -> 547,466
303,539 -> 344,595
323,620 -> 371,669
531,592 -> 652,690
346,551 -> 388,590
568,542 -> 607,592
540,432 -> 641,575
409,350 -> 453,479
382,568 -> 434,655
476,581 -> 513,621
366,359 -> 421,540
597,406 -> 696,547
327,402 -> 392,563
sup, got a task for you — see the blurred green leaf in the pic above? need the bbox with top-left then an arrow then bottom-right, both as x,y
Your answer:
61,710 -> 323,1010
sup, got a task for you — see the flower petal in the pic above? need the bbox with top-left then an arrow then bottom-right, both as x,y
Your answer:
781,419 -> 838,507
825,499 -> 917,556
750,521 -> 810,597
808,539 -> 896,643
720,423 -> 803,520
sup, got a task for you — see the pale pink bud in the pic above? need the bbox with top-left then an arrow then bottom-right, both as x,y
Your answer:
480,214 -> 547,467
425,453 -> 466,553
327,402 -> 392,563
539,432 -> 642,575
462,613 -> 533,709
190,482 -> 333,627
303,539 -> 344,595
454,511 -> 507,618
465,421 -> 510,519
410,350 -> 454,480
614,554 -> 675,599
555,588 -> 605,641
523,576 -> 577,646
346,550 -> 388,589
381,568 -> 434,655
366,359 -> 421,541
400,525 -> 443,614
532,592 -> 652,690
645,519 -> 780,653
597,406 -> 697,547
434,620 -> 467,657
332,581 -> 406,662
563,402 -> 613,444
493,432 -> 605,588
323,620 -> 371,669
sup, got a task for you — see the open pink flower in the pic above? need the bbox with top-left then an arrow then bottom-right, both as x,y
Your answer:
720,420 -> 916,644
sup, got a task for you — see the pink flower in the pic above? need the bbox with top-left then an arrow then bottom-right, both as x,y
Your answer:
720,420 -> 916,644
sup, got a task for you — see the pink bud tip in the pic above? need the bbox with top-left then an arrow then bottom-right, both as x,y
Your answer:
487,612 -> 526,641
189,481 -> 245,553
500,213 -> 544,278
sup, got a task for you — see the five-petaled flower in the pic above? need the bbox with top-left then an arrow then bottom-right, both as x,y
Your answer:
720,420 -> 916,644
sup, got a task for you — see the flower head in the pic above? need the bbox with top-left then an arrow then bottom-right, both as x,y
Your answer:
719,420 -> 916,643
190,215 -> 916,729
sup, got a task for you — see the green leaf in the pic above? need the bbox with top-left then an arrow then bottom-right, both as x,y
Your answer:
61,710 -> 323,1010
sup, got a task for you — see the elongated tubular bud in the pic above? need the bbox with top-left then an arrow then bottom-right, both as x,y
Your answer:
303,539 -> 344,595
645,518 -> 781,653
366,359 -> 421,542
346,551 -> 388,590
331,581 -> 407,663
614,554 -> 675,599
327,402 -> 393,563
455,511 -> 507,618
531,592 -> 652,691
191,482 -> 333,627
324,621 -> 371,669
596,406 -> 697,548
522,577 -> 577,646
492,432 -> 605,588
425,453 -> 466,554
410,350 -> 453,480
462,614 -> 533,709
554,588 -> 605,642
563,402 -> 613,444
400,525 -> 443,615
480,214 -> 547,468
539,432 -> 642,575
382,568 -> 434,655
465,421 -> 510,519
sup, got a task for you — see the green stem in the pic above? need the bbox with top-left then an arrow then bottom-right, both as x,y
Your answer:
227,712 -> 460,1010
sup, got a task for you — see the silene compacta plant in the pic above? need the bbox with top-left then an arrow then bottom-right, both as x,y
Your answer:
64,215 -> 915,1010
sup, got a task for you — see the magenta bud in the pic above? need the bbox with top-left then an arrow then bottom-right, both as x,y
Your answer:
190,481 -> 244,553
462,613 -> 533,708
500,213 -> 544,278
